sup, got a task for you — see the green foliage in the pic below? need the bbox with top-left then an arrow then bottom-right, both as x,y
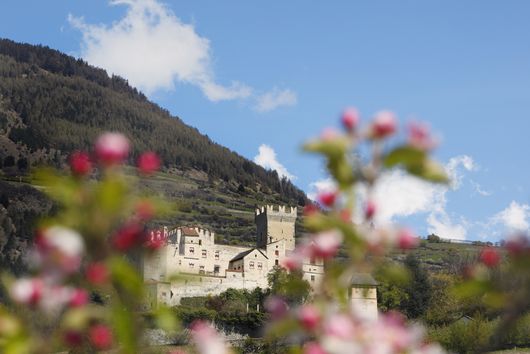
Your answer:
424,273 -> 461,325
429,316 -> 494,354
402,253 -> 433,319
0,39 -> 306,205
267,266 -> 311,305
383,145 -> 449,183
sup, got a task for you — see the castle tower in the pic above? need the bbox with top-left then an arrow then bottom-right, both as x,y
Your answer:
255,205 -> 297,251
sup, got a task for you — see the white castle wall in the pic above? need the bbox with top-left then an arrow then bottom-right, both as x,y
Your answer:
140,205 -> 327,308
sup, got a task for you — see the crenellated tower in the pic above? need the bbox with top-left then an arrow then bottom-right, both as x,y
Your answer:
255,205 -> 297,251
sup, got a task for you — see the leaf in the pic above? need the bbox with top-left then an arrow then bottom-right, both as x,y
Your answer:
384,146 -> 449,184
303,137 -> 350,160
154,306 -> 179,333
407,159 -> 449,184
383,146 -> 426,168
109,257 -> 144,297
111,302 -> 137,354
95,178 -> 127,215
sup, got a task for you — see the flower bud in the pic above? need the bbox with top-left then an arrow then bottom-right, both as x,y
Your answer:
397,228 -> 419,250
318,191 -> 337,208
112,222 -> 144,251
10,278 -> 43,306
137,151 -> 161,176
86,262 -> 110,285
408,121 -> 435,150
365,200 -> 376,220
94,132 -> 129,166
311,230 -> 343,259
371,111 -> 397,139
63,331 -> 83,347
304,341 -> 327,354
480,247 -> 501,268
69,151 -> 92,177
341,107 -> 359,132
89,324 -> 113,350
298,304 -> 320,331
303,203 -> 319,216
69,288 -> 89,308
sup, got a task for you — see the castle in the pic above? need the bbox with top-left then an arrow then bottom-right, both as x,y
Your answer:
139,205 -> 325,308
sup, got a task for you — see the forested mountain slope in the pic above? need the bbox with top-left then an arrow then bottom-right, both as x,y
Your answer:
0,39 -> 306,273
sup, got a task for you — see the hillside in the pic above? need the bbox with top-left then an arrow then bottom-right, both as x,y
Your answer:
0,39 -> 307,273
0,38 -> 305,203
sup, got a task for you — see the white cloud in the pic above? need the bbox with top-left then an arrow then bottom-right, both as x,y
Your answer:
254,144 -> 296,181
470,180 -> 492,197
254,88 -> 297,112
446,155 -> 476,189
367,170 -> 446,224
69,0 -> 296,110
491,201 -> 530,232
427,211 -> 468,240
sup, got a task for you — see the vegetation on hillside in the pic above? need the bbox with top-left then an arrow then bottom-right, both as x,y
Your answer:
0,38 -> 305,204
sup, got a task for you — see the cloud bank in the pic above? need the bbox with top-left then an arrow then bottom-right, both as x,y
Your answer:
69,0 -> 296,111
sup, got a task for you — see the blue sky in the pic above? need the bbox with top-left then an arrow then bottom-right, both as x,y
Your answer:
1,0 -> 530,241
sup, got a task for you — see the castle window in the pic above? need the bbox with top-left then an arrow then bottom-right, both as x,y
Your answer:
189,263 -> 194,268
215,251 -> 220,260
189,247 -> 194,254
311,275 -> 315,282
249,261 -> 255,269
257,262 -> 262,269
275,250 -> 279,256
275,260 -> 279,266
202,250 -> 207,258
214,265 -> 220,274
199,240 -> 202,245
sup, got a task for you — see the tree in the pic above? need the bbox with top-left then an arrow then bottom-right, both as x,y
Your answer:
267,265 -> 310,305
403,253 -> 432,319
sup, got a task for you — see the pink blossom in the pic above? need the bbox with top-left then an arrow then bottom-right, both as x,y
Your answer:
371,111 -> 397,139
298,304 -> 321,331
69,288 -> 89,308
311,230 -> 343,259
34,226 -> 85,274
324,313 -> 355,339
112,222 -> 145,251
408,121 -> 436,150
303,203 -> 320,216
397,228 -> 419,250
63,331 -> 83,347
320,128 -> 340,141
137,151 -> 161,176
191,321 -> 230,354
480,247 -> 501,268
304,341 -> 328,354
318,191 -> 338,208
89,324 -> 113,350
10,278 -> 43,306
341,108 -> 360,132
364,200 -> 376,220
94,132 -> 130,166
86,262 -> 110,285
69,151 -> 92,177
